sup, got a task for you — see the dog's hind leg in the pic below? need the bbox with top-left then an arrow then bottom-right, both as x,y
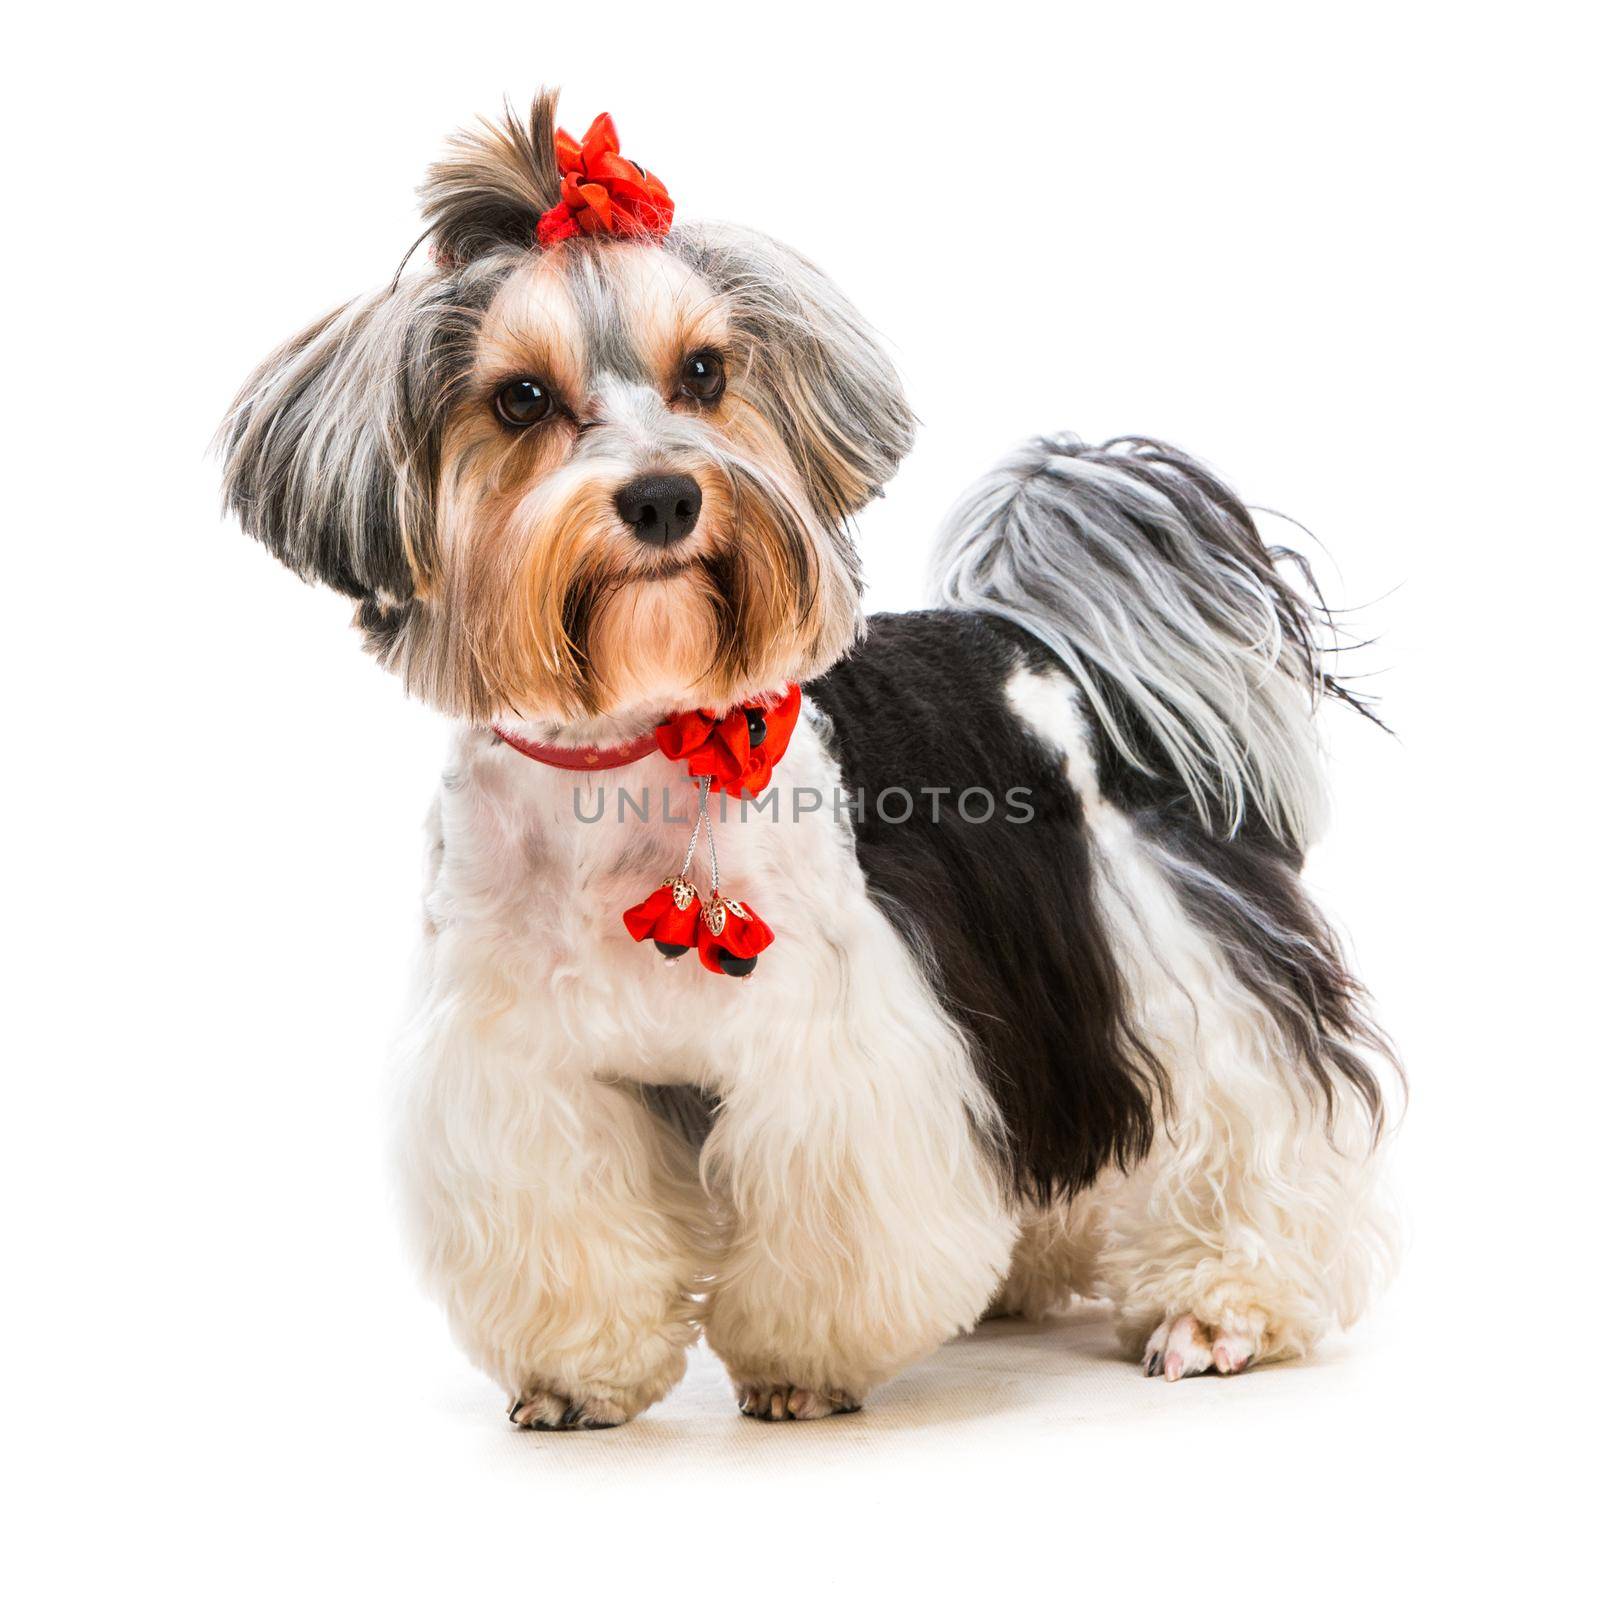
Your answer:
1082,822 -> 1400,1380
1087,1089 -> 1397,1381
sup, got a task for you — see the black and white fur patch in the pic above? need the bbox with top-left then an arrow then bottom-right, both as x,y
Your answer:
810,611 -> 1164,1202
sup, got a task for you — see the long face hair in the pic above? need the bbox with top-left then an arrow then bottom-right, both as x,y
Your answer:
219,93 -> 915,728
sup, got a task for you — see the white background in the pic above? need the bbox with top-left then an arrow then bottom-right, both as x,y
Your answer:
6,3 -> 1596,1594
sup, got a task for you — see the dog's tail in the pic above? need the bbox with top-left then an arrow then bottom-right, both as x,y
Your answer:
930,433 -> 1376,853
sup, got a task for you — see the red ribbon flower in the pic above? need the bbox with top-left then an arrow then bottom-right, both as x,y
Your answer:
655,684 -> 802,798
535,112 -> 674,246
622,876 -> 702,956
622,879 -> 774,977
695,895 -> 775,977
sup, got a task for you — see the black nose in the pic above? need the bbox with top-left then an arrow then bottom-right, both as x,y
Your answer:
615,474 -> 702,547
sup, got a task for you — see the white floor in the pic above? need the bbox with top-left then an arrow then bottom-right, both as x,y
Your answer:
473,1301 -> 1362,1460
255,1288 -> 1563,1598
15,1241 -> 1579,1600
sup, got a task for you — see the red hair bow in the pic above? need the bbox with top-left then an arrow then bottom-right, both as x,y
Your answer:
536,112 -> 674,246
655,684 -> 802,798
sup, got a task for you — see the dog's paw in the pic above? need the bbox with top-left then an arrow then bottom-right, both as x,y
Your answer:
735,1381 -> 861,1422
508,1388 -> 628,1431
1142,1311 -> 1263,1381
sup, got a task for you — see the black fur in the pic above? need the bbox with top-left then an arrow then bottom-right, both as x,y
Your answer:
809,611 -> 1165,1203
811,605 -> 1392,1202
634,1084 -> 720,1148
936,433 -> 1399,1144
558,562 -> 626,716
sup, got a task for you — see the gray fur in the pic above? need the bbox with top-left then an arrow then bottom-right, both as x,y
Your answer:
564,249 -> 650,387
1140,826 -> 1395,1134
932,435 -> 1339,849
668,224 -> 916,522
419,93 -> 562,268
218,253 -> 514,601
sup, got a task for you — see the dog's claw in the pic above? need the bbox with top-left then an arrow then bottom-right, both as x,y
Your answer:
509,1388 -> 627,1431
736,1381 -> 861,1421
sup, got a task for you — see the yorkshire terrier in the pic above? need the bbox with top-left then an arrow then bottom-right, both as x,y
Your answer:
220,93 -> 1398,1427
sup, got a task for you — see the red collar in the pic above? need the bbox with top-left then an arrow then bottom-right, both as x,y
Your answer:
491,686 -> 803,979
490,685 -> 803,788
490,724 -> 661,771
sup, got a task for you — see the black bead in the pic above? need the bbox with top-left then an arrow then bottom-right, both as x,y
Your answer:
744,708 -> 767,748
653,940 -> 691,958
714,950 -> 758,977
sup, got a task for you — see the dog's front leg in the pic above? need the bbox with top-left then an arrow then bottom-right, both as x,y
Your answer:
395,1005 -> 705,1430
700,1037 -> 1017,1420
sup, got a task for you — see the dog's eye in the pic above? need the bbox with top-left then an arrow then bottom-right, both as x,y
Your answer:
493,378 -> 554,428
679,351 -> 726,403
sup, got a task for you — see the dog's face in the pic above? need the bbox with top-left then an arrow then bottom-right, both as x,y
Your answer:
220,95 -> 914,726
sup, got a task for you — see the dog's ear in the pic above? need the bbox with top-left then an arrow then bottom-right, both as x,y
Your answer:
419,91 -> 563,268
221,91 -> 552,601
672,224 -> 917,522
218,271 -> 488,603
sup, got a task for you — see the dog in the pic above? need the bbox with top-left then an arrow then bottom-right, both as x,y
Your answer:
220,92 -> 1399,1427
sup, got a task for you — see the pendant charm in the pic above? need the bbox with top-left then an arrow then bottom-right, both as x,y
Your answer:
619,691 -> 800,976
622,876 -> 703,958
697,894 -> 773,978
703,897 -> 752,938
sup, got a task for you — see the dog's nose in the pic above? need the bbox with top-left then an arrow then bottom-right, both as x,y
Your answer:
615,474 -> 702,547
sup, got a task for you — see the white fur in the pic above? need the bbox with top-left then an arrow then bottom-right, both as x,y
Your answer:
393,670 -> 1394,1419
996,667 -> 1398,1373
392,709 -> 1017,1420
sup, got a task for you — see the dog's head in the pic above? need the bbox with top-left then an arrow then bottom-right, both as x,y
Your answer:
219,93 -> 914,726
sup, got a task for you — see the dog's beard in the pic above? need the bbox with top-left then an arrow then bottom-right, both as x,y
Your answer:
426,447 -> 860,725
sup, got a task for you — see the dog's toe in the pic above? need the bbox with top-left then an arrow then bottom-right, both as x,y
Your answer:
1142,1310 -> 1264,1381
735,1382 -> 861,1421
508,1388 -> 627,1431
